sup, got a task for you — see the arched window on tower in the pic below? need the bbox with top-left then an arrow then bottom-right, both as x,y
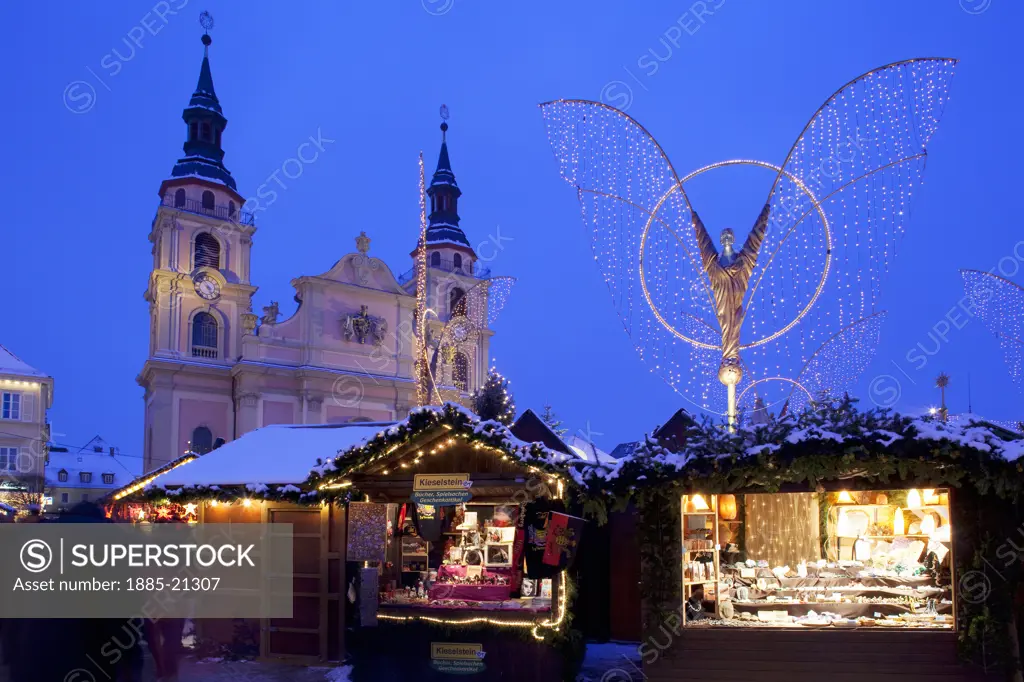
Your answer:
453,352 -> 469,392
174,189 -> 186,208
194,233 -> 221,269
189,121 -> 198,142
191,426 -> 214,455
200,121 -> 212,142
191,312 -> 218,358
430,252 -> 441,267
201,190 -> 215,211
453,253 -> 462,272
450,287 -> 467,317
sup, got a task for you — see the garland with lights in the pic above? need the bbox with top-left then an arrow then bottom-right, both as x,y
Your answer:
310,402 -> 571,492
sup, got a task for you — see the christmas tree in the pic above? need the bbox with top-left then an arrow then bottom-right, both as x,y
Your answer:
541,404 -> 567,437
472,367 -> 516,425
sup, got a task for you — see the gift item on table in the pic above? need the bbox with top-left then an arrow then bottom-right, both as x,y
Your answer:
486,544 -> 512,566
521,578 -> 537,597
539,578 -> 552,599
492,504 -> 519,528
457,510 -> 479,530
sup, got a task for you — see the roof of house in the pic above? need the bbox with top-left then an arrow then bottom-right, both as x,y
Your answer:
509,409 -> 573,455
150,422 -> 393,488
46,436 -> 140,489
0,344 -> 47,378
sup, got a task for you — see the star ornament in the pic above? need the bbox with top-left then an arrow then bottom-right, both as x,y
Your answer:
184,502 -> 199,517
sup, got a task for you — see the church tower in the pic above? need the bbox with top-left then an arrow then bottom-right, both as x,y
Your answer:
409,113 -> 491,396
140,28 -> 257,472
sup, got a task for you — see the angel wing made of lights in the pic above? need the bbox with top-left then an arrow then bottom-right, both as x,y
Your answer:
961,269 -> 1024,389
541,58 -> 957,416
426,276 -> 517,404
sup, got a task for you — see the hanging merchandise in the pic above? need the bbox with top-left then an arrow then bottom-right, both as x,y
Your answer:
524,498 -> 565,578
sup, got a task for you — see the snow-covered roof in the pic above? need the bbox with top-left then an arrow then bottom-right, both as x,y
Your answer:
0,344 -> 47,378
566,435 -> 617,465
46,438 -> 140,489
151,422 -> 393,488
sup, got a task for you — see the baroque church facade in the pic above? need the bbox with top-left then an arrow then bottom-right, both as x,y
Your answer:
140,35 -> 494,472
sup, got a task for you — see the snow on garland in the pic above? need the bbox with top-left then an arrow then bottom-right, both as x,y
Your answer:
309,402 -> 581,492
577,397 -> 1024,503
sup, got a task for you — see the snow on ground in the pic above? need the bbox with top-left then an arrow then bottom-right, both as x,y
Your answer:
578,642 -> 642,681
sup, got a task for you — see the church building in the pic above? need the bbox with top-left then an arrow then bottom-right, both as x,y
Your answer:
140,33 -> 496,472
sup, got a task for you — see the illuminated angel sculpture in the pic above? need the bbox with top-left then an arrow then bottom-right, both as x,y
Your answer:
961,270 -> 1024,390
542,58 -> 957,423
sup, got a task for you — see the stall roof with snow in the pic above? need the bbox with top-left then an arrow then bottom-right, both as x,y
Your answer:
144,422 -> 393,489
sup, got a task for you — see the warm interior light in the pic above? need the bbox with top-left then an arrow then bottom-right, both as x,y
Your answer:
923,489 -> 939,505
836,509 -> 851,537
691,494 -> 710,511
893,508 -> 905,535
907,489 -> 922,509
837,491 -> 854,504
920,513 -> 936,536
209,500 -> 218,507
243,499 -> 253,507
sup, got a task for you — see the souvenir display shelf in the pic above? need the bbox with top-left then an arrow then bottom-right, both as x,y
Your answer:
683,489 -> 955,630
681,494 -> 722,624
379,501 -> 552,612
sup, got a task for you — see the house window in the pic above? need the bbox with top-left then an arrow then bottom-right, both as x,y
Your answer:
450,287 -> 467,317
430,252 -> 441,267
201,190 -> 215,211
60,493 -> 68,504
191,313 -> 218,358
58,469 -> 68,482
191,426 -> 214,455
454,352 -> 469,392
0,447 -> 17,471
174,189 -> 186,207
80,472 -> 92,483
1,392 -> 20,420
194,233 -> 221,269
102,473 -> 114,485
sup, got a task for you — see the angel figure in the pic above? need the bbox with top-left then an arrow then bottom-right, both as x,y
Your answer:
542,58 -> 957,423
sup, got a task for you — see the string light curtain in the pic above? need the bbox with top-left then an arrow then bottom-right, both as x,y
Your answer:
744,493 -> 822,568
961,270 -> 1024,390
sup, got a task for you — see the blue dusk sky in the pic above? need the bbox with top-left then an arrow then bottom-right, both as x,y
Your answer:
3,0 -> 1022,461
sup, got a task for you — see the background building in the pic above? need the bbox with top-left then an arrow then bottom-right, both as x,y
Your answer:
0,345 -> 53,508
44,435 -> 139,512
140,36 -> 496,472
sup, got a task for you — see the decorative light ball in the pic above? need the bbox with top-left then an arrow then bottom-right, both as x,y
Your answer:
719,494 -> 738,521
718,361 -> 743,387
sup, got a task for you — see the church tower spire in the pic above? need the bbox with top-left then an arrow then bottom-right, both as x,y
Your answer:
168,14 -> 236,191
425,107 -> 471,250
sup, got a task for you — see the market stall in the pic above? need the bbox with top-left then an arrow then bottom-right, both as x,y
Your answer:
110,404 -> 588,679
578,399 -> 1024,681
309,404 -> 586,681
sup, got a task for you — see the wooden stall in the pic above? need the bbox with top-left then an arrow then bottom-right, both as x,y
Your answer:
312,404 -> 585,682
604,405 -> 1024,681
110,405 -> 587,679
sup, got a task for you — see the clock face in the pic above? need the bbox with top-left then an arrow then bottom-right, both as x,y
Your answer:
194,275 -> 221,301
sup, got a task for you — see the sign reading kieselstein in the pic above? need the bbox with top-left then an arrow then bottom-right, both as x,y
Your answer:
0,523 -> 292,619
411,473 -> 473,505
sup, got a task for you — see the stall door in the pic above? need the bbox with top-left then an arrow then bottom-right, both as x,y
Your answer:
263,506 -> 329,662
